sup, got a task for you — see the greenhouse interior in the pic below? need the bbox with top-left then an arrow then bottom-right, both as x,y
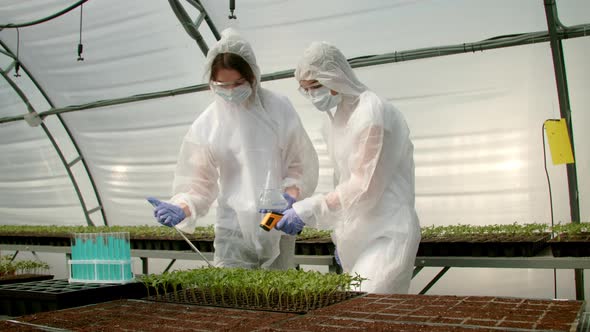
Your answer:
0,0 -> 589,331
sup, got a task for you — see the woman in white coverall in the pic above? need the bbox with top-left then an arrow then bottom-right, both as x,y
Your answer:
275,41 -> 420,293
148,29 -> 318,270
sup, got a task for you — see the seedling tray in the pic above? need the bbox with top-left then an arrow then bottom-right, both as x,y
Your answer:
0,274 -> 53,285
0,234 -> 70,247
295,239 -> 335,255
2,295 -> 583,331
147,288 -> 366,313
0,278 -> 146,316
130,238 -> 214,252
0,232 -> 216,252
550,234 -> 590,257
418,234 -> 550,257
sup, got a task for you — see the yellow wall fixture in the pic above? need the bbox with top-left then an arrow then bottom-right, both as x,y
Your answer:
544,119 -> 575,165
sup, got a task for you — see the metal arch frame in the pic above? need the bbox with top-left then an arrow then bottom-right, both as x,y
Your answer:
543,2 -> 579,223
0,0 -> 88,30
0,41 -> 107,227
168,0 -> 221,56
543,0 -> 582,300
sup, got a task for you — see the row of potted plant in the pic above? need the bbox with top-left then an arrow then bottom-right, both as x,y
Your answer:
0,222 -> 587,257
0,255 -> 50,277
0,224 -> 334,253
1,222 -> 587,240
418,222 -> 590,257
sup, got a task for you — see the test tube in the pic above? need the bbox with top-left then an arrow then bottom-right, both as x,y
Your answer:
100,233 -> 106,281
124,233 -> 131,279
90,233 -> 97,281
71,235 -> 79,279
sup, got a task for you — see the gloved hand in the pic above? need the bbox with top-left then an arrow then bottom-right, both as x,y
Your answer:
275,208 -> 304,235
147,197 -> 186,227
334,249 -> 342,267
258,192 -> 296,214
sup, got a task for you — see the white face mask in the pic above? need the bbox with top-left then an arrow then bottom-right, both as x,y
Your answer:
309,86 -> 341,112
212,83 -> 252,104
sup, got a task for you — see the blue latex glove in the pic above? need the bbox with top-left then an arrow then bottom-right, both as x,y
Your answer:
275,208 -> 305,235
258,192 -> 296,214
147,197 -> 186,227
334,249 -> 342,266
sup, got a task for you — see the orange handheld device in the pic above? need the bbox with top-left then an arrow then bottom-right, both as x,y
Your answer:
259,212 -> 283,231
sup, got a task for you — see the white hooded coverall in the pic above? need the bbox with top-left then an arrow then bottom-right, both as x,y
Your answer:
169,29 -> 319,269
293,42 -> 421,293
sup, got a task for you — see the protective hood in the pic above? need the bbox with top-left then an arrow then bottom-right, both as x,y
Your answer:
295,41 -> 368,97
204,28 -> 261,91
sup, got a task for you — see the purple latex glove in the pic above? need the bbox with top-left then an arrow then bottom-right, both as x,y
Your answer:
275,208 -> 305,235
147,197 -> 186,227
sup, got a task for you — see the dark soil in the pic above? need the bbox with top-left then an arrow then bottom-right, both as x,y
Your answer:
548,233 -> 590,242
1,294 -> 583,331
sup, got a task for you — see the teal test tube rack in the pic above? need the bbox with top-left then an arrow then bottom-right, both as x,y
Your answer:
69,232 -> 133,284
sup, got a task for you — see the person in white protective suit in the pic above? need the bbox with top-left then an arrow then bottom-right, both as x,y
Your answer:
274,41 -> 421,293
147,28 -> 319,270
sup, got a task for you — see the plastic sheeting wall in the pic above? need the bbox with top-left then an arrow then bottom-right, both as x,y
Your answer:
1,0 -> 587,227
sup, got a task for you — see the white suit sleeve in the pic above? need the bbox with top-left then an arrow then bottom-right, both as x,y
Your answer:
281,102 -> 319,199
334,125 -> 386,211
293,124 -> 385,229
169,127 -> 219,234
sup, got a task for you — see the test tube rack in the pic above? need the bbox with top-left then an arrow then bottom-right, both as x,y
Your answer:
68,232 -> 133,284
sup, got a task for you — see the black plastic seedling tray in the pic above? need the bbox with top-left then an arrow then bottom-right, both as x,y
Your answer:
0,278 -> 146,316
0,274 -> 54,285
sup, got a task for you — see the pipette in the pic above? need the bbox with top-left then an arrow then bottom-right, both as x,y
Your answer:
173,226 -> 214,267
147,198 -> 213,267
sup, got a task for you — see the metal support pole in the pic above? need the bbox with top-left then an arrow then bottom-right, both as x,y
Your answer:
195,0 -> 220,40
412,266 -> 424,279
169,0 -> 212,56
163,259 -> 177,273
419,267 -> 451,295
544,0 -> 583,300
141,257 -> 149,275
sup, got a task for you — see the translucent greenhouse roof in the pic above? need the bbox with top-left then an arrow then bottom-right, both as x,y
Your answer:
0,0 -> 588,227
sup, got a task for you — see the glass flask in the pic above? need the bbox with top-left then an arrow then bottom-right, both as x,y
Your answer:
258,188 -> 288,212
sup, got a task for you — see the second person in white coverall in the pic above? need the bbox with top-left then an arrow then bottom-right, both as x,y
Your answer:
148,29 -> 319,270
274,41 -> 421,293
